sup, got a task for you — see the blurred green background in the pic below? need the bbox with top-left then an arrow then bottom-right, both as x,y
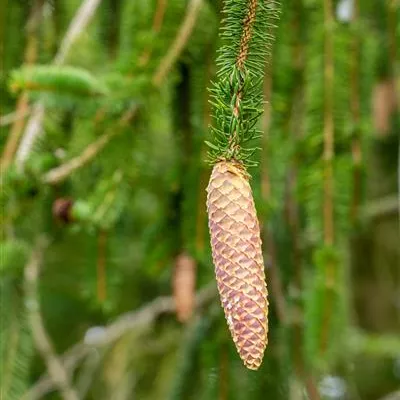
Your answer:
0,0 -> 399,399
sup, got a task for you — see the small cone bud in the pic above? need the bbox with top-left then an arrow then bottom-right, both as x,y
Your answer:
206,161 -> 268,370
173,253 -> 197,323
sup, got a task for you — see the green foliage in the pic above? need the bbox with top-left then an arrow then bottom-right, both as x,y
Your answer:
0,0 -> 398,398
10,65 -> 108,97
0,276 -> 33,400
207,0 -> 280,167
304,246 -> 346,371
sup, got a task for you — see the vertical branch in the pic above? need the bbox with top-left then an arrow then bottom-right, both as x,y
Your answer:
289,2 -> 320,398
261,63 -> 287,325
152,0 -> 203,86
24,240 -> 79,400
320,0 -> 335,354
350,0 -> 362,222
97,229 -> 107,302
323,0 -> 335,247
138,0 -> 168,66
0,0 -> 42,170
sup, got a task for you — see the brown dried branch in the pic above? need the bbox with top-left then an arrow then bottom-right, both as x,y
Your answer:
23,283 -> 217,399
24,239 -> 79,400
152,0 -> 204,86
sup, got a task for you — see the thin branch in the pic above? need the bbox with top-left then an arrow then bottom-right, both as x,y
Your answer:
350,0 -> 362,223
0,107 -> 31,127
24,240 -> 79,400
152,0 -> 204,86
41,106 -> 137,185
14,102 -> 45,169
323,0 -> 335,246
138,0 -> 168,66
287,2 -> 320,398
1,0 -> 42,170
23,283 -> 217,399
362,194 -> 399,220
320,0 -> 336,356
53,0 -> 103,66
15,0 -> 103,170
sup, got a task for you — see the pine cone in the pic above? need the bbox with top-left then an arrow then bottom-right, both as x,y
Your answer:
206,161 -> 268,370
173,253 -> 197,323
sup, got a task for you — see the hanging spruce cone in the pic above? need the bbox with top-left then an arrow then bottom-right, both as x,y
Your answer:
206,160 -> 268,370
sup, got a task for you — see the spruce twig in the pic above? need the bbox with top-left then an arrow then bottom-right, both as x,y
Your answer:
206,0 -> 280,370
207,0 -> 278,166
24,239 -> 80,400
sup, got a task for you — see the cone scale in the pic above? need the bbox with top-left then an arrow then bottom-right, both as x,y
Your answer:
206,160 -> 268,370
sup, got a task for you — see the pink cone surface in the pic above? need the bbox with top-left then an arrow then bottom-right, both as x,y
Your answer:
206,160 -> 268,370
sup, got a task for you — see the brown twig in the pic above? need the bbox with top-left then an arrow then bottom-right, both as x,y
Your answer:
23,283 -> 217,399
236,0 -> 258,70
97,230 -> 107,302
138,0 -> 168,66
152,0 -> 204,86
319,0 -> 336,357
0,0 -> 42,170
24,239 -> 79,400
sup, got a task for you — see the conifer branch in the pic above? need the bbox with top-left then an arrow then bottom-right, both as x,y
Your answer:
24,239 -> 80,400
207,0 -> 279,167
152,0 -> 204,86
41,106 -> 137,185
14,0 -> 103,170
23,283 -> 217,399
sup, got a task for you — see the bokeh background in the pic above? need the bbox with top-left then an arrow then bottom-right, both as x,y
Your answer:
0,0 -> 399,399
